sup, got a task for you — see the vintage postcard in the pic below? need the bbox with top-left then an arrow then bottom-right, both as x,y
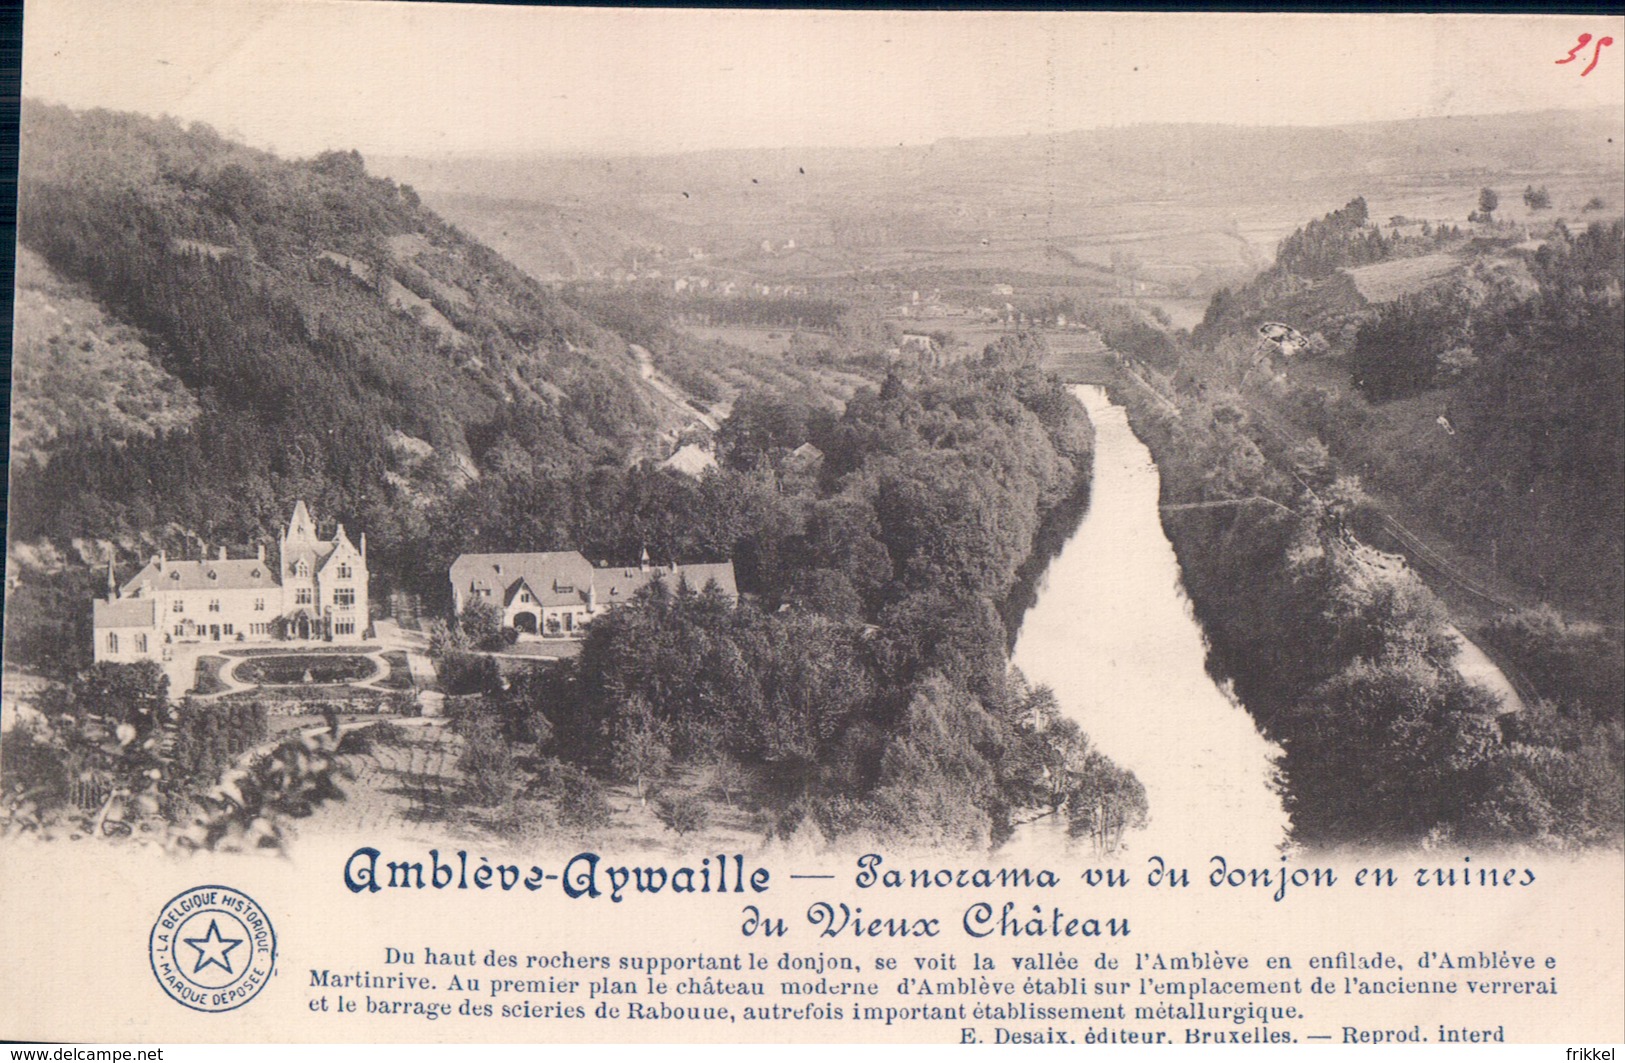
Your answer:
2,1 -> 1622,1049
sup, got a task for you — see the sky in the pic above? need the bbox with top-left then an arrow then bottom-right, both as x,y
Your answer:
20,1 -> 1625,158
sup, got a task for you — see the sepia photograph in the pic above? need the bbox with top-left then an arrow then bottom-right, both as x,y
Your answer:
0,1 -> 1621,1048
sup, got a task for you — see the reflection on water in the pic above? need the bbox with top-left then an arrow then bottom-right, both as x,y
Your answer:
1010,386 -> 1287,859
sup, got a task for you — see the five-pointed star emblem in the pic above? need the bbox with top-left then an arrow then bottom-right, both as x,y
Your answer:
184,918 -> 243,976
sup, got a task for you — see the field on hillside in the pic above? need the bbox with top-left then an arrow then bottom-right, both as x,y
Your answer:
298,720 -> 779,854
665,328 -> 878,407
1343,253 -> 1462,302
682,325 -> 797,356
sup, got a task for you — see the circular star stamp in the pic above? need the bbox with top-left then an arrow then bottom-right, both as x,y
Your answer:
149,885 -> 277,1012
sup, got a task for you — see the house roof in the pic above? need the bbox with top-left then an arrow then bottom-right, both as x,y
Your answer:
595,561 -> 738,603
121,558 -> 280,595
451,552 -> 738,609
659,443 -> 719,478
786,442 -> 824,466
451,552 -> 597,609
673,561 -> 738,599
94,597 -> 157,628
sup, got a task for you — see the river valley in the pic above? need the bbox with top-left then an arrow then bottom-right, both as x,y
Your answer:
1011,386 -> 1290,858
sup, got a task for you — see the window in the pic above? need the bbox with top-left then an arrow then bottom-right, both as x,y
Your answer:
106,633 -> 119,654
295,588 -> 313,605
334,588 -> 356,608
519,591 -> 532,604
209,599 -> 221,613
334,620 -> 356,636
136,634 -> 148,654
174,625 -> 186,637
293,560 -> 309,578
337,563 -> 352,579
250,622 -> 273,636
172,600 -> 184,613
254,598 -> 265,611
222,624 -> 234,636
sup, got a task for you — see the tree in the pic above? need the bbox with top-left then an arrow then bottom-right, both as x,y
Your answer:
455,715 -> 517,806
1477,187 -> 1499,220
612,696 -> 671,806
1066,752 -> 1149,854
458,598 -> 504,650
10,663 -> 175,835
69,661 -> 171,734
1523,185 -> 1552,211
555,773 -> 614,833
717,389 -> 815,471
1279,653 -> 1501,844
437,651 -> 502,696
654,792 -> 710,836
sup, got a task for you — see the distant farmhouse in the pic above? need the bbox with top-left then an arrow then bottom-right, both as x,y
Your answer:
783,442 -> 824,473
450,550 -> 737,638
659,443 -> 719,479
899,332 -> 937,355
93,502 -> 370,663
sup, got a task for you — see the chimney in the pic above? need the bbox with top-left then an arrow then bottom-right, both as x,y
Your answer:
639,547 -> 651,573
218,545 -> 228,561
257,544 -> 266,562
158,549 -> 166,570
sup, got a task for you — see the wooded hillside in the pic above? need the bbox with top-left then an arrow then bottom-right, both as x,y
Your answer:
7,103 -> 668,670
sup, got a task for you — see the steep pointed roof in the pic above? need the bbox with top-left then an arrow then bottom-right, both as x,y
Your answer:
285,500 -> 317,543
316,523 -> 361,577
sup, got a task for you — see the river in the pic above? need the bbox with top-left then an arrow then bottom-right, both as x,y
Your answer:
1011,385 -> 1288,858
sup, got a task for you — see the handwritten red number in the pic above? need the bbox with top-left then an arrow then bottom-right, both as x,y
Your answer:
1556,33 -> 1592,63
1557,33 -> 1614,76
1582,36 -> 1614,76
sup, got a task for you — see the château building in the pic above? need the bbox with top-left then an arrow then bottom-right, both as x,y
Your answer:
449,549 -> 736,638
92,502 -> 369,663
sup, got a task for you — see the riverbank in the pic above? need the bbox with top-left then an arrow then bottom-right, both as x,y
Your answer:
1100,362 -> 1622,849
1001,440 -> 1094,652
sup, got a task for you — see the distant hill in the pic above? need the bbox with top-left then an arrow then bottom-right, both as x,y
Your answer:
7,102 -> 678,603
1185,185 -> 1624,623
374,108 -> 1624,290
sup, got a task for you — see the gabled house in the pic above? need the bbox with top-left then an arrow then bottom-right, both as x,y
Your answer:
449,549 -> 737,638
